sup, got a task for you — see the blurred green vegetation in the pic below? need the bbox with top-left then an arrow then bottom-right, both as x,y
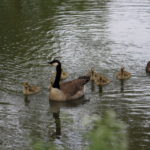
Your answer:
32,110 -> 127,150
32,141 -> 57,150
88,110 -> 127,150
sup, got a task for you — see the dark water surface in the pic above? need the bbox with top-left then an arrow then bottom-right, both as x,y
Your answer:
0,0 -> 150,150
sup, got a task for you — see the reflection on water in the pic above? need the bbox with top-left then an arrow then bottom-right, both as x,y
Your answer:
120,80 -> 125,93
49,99 -> 87,140
52,112 -> 61,138
98,86 -> 103,94
24,95 -> 30,106
49,101 -> 62,139
0,0 -> 150,150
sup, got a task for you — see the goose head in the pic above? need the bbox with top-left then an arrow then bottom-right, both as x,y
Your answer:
48,59 -> 61,67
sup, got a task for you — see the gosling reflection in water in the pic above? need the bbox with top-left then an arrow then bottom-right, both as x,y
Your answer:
91,80 -> 95,92
120,80 -> 124,92
98,86 -> 103,95
24,95 -> 30,106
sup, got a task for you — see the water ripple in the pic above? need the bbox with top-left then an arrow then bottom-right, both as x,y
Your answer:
0,0 -> 150,150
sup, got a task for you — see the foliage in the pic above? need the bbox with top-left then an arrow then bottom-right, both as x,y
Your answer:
88,110 -> 127,150
32,141 -> 57,150
32,111 -> 127,150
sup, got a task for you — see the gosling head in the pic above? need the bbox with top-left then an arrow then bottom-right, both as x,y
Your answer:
23,82 -> 29,89
48,59 -> 61,67
121,67 -> 125,73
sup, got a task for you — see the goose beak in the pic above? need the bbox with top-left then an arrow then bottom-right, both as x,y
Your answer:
48,61 -> 53,66
48,61 -> 51,64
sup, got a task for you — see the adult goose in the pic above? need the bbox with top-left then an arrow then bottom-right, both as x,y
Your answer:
48,60 -> 90,101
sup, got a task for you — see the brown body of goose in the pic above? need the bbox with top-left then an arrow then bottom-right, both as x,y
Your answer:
23,82 -> 41,95
116,67 -> 131,80
48,60 -> 90,101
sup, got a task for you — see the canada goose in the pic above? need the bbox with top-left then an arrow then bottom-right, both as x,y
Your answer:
116,67 -> 131,80
48,60 -> 90,101
146,61 -> 150,73
23,82 -> 41,95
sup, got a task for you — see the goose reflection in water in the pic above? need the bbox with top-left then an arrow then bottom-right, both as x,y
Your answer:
49,101 -> 61,139
52,112 -> 61,138
49,98 -> 89,139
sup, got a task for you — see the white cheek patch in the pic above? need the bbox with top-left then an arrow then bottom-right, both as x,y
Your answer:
52,62 -> 58,66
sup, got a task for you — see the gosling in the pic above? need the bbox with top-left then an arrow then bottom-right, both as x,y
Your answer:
116,67 -> 131,80
23,82 -> 41,95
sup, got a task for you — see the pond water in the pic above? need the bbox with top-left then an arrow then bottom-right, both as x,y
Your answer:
0,0 -> 150,150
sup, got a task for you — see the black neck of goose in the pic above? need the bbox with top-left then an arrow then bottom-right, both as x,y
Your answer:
53,63 -> 61,89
